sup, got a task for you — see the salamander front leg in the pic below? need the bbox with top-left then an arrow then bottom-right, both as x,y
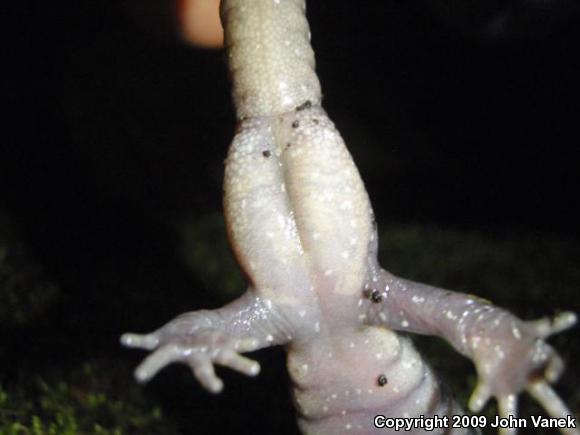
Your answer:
121,290 -> 290,393
364,270 -> 579,435
122,327 -> 261,393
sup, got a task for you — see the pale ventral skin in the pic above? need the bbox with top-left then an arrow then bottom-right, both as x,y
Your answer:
121,0 -> 579,434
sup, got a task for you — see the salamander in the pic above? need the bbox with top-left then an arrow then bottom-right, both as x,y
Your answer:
121,1 -> 578,433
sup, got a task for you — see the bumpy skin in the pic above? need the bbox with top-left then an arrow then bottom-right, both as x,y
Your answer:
121,1 -> 578,434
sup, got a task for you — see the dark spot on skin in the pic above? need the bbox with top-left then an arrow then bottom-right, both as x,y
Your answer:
377,374 -> 388,387
295,100 -> 312,111
370,290 -> 383,303
363,288 -> 383,303
292,121 -> 300,129
528,353 -> 550,383
286,143 -> 292,149
528,370 -> 544,384
262,150 -> 271,158
312,118 -> 319,125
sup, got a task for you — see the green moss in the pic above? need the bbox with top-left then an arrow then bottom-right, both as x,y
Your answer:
0,362 -> 174,435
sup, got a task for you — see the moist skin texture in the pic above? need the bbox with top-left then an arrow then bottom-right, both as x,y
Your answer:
121,1 -> 578,434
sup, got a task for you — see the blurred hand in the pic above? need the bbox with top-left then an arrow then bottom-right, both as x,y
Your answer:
123,0 -> 223,48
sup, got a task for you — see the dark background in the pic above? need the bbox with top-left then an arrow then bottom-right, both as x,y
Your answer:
2,0 -> 579,434
4,0 -> 580,238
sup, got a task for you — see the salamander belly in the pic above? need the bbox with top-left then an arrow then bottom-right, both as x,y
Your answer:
288,328 -> 473,434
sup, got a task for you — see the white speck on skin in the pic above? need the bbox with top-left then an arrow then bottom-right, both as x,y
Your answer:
341,410 -> 346,416
345,424 -> 352,430
401,320 -> 409,328
331,393 -> 337,399
265,299 -> 272,309
314,322 -> 320,333
412,295 -> 425,304
324,269 -> 333,276
323,405 -> 328,412
349,342 -> 355,349
379,313 -> 387,321
299,310 -> 306,318
266,334 -> 274,342
341,251 -> 349,259
446,311 -> 457,320
512,326 -> 522,340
